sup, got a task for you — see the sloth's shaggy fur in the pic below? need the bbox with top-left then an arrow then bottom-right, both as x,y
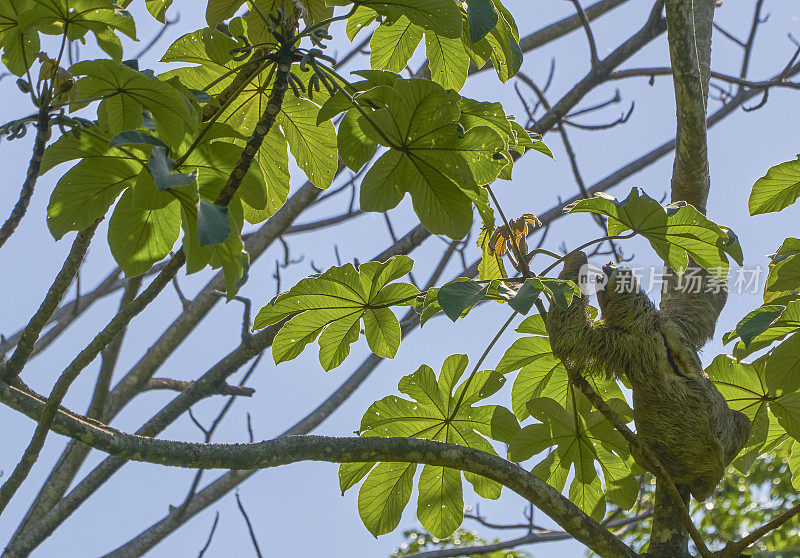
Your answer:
547,251 -> 750,501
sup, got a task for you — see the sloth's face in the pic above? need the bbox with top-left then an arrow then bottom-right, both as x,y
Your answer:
597,265 -> 655,330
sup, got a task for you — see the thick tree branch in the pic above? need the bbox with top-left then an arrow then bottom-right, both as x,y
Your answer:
0,380 -> 637,558
97,243 -> 455,558
8,275 -> 141,541
654,1 -> 715,556
0,253 -> 183,514
665,0 -> 714,212
5,226 -> 433,557
405,511 -> 653,558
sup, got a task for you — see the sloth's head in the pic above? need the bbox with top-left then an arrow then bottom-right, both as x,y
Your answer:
597,264 -> 658,332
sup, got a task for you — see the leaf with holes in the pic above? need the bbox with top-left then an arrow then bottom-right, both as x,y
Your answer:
369,15 -> 423,73
340,354 -> 519,538
253,256 -> 419,370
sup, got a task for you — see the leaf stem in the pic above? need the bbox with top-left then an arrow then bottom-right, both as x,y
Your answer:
539,232 -> 635,276
449,311 -> 517,417
317,64 -> 403,151
291,6 -> 357,44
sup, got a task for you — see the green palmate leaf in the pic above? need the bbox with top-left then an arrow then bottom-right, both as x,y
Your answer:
706,354 -> 798,472
462,1 -> 521,82
342,354 -> 519,538
71,59 -> 196,147
766,334 -> 800,395
0,0 -> 41,76
337,110 -> 377,172
466,0 -> 498,43
764,240 -> 800,301
499,312 -> 626,418
39,124 -> 137,173
46,156 -> 141,239
109,130 -> 167,148
359,79 -> 506,238
506,279 -> 543,315
182,141 -> 268,210
108,184 -> 181,277
437,279 -> 488,321
31,0 -> 136,59
730,301 -> 800,358
766,256 -> 800,295
160,30 -> 300,211
370,15 -> 422,73
346,5 -> 376,40
749,156 -> 800,215
458,98 -> 512,139
495,334 -> 552,375
358,462 -> 416,537
509,395 -> 635,518
145,0 -> 172,22
541,278 -> 578,310
206,0 -> 244,26
330,0 -> 461,38
426,31 -> 469,91
316,70 -> 400,124
253,256 -> 419,370
723,304 -> 785,346
180,195 -> 247,296
791,441 -> 800,491
456,98 -> 549,178
197,200 -> 229,246
567,188 -> 741,279
278,96 -> 338,189
247,127 -> 290,221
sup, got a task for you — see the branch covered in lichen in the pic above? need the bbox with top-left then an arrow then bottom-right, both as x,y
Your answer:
0,379 -> 637,558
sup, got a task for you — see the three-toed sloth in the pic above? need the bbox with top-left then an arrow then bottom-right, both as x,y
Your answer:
547,251 -> 750,500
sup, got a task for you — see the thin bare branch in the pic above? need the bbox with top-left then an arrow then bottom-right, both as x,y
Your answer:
567,0 -> 600,66
1,221 -> 100,381
235,492 -> 263,558
145,378 -> 255,398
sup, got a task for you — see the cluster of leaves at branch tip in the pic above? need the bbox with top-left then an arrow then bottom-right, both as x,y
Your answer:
2,0 -> 546,299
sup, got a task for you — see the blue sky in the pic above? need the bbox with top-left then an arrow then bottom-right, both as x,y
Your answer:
1,1 -> 799,556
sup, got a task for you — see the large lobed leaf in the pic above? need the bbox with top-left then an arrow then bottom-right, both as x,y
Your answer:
496,314 -> 637,519
253,256 -> 419,370
706,354 -> 800,473
355,78 -> 507,238
567,188 -> 742,279
339,354 -> 519,538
